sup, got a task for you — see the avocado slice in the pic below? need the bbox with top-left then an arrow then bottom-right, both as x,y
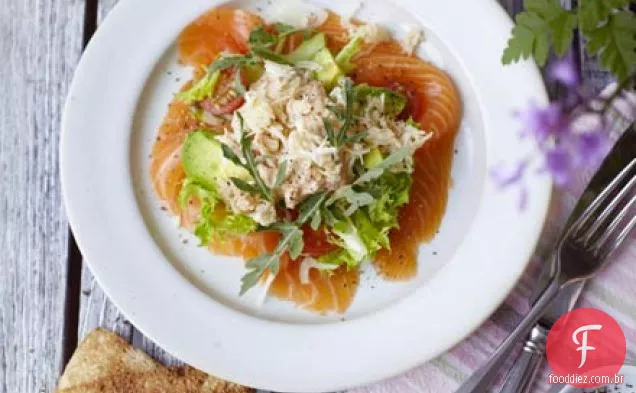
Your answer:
363,147 -> 384,168
313,48 -> 343,88
286,33 -> 326,64
182,131 -> 250,189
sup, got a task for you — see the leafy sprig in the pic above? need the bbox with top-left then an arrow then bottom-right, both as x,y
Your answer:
240,222 -> 304,294
324,79 -> 366,147
220,113 -> 273,201
502,0 -> 635,81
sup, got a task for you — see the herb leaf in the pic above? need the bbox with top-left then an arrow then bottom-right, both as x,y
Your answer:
222,114 -> 273,201
230,177 -> 260,194
584,9 -> 636,82
355,147 -> 410,185
323,78 -> 365,148
501,0 -> 577,66
233,67 -> 247,96
221,143 -> 244,167
240,222 -> 304,295
274,160 -> 288,188
209,53 -> 261,73
296,191 -> 327,225
248,26 -> 276,48
237,114 -> 273,201
251,46 -> 293,65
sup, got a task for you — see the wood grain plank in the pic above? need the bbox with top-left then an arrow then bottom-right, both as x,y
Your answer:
0,1 -> 85,393
77,0 -> 185,369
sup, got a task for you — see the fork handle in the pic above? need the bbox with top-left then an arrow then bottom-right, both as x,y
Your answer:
499,324 -> 549,393
455,278 -> 560,393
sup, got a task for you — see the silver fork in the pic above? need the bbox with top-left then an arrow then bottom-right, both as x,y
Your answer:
456,156 -> 636,393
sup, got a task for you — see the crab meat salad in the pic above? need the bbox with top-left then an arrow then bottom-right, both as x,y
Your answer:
149,6 -> 462,313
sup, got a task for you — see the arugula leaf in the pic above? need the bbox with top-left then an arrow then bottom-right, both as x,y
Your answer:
209,53 -> 262,73
274,160 -> 288,188
220,143 -> 244,167
230,177 -> 260,194
233,68 -> 247,96
251,46 -> 294,65
239,125 -> 273,201
220,114 -> 273,201
240,222 -> 304,295
248,26 -> 276,48
274,23 -> 300,36
584,9 -> 636,82
323,78 -> 365,148
296,191 -> 327,225
355,147 -> 410,185
501,0 -> 577,66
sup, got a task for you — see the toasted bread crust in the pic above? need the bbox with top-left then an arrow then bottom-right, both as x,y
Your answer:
56,328 -> 253,393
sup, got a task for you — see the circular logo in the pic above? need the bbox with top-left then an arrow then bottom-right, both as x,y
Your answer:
546,308 -> 626,388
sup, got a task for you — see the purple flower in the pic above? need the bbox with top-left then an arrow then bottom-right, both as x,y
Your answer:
490,161 -> 528,188
574,131 -> 609,166
515,102 -> 568,143
548,53 -> 580,87
543,147 -> 572,185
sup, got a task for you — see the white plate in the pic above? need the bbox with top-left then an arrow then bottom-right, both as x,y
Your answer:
61,0 -> 551,391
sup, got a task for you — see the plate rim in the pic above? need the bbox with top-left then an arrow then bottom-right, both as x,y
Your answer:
61,0 -> 552,391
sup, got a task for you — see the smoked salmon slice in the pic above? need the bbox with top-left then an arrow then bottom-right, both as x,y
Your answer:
352,54 -> 461,280
179,8 -> 264,66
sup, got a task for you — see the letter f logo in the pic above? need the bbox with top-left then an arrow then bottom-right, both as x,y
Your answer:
572,324 -> 603,368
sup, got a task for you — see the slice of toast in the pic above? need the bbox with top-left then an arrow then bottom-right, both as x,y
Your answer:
55,328 -> 253,393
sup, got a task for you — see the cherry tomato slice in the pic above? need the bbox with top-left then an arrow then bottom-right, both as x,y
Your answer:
302,226 -> 337,257
200,69 -> 246,115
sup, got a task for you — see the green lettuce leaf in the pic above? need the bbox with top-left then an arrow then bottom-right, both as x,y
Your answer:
354,84 -> 407,116
176,70 -> 221,104
317,248 -> 358,268
335,35 -> 363,74
178,178 -> 257,245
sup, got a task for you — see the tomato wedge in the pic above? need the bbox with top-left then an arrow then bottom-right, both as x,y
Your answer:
200,69 -> 246,115
302,226 -> 337,257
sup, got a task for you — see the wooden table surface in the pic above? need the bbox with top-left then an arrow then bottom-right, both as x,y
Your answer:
0,0 -> 611,392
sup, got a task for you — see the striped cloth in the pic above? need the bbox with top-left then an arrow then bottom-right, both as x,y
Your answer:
350,86 -> 636,393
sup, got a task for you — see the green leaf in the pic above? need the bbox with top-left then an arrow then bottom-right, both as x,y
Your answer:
220,143 -> 244,168
355,147 -> 410,184
274,160 -> 288,188
248,26 -> 276,48
501,0 -> 578,66
234,113 -> 274,201
233,68 -> 247,96
230,177 -> 260,194
178,178 -> 219,210
252,46 -> 294,65
551,12 -> 578,55
240,222 -> 304,295
209,53 -> 261,73
353,84 -> 408,116
296,191 -> 327,225
274,23 -> 298,35
176,70 -> 221,104
584,10 -> 636,82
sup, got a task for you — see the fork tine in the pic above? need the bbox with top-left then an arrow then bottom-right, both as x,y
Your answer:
585,173 -> 636,247
571,157 -> 636,242
595,193 -> 636,257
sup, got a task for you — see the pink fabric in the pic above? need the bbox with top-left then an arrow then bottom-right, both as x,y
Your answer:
350,88 -> 636,393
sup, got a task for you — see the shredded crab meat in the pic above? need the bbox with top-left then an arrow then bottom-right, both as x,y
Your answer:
215,61 -> 430,225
